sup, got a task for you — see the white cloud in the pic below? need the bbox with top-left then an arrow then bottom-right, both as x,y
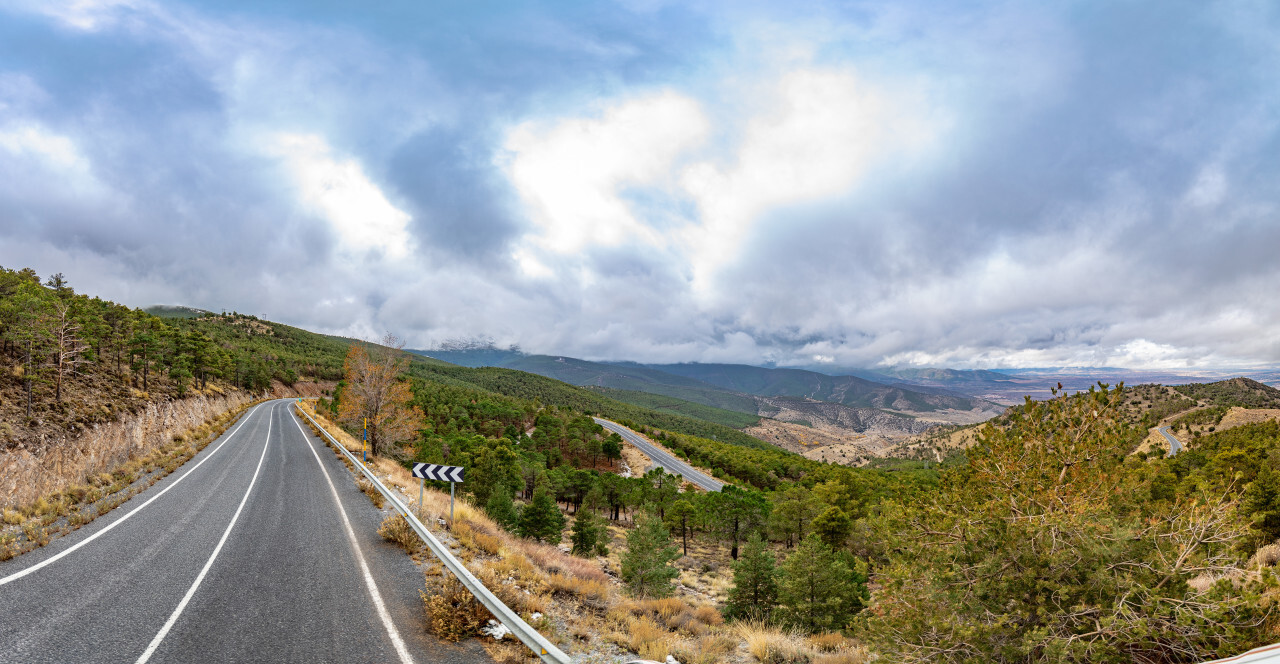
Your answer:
1184,163 -> 1227,208
503,90 -> 708,255
681,68 -> 946,292
268,133 -> 412,259
9,0 -> 145,31
0,124 -> 88,172
0,121 -> 111,200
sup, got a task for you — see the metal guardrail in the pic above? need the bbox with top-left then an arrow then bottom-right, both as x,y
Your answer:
296,406 -> 571,664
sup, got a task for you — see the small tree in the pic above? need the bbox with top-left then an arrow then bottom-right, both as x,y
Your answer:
778,534 -> 858,632
47,300 -> 90,402
769,486 -> 825,548
707,485 -> 770,559
570,506 -> 607,557
518,487 -> 566,543
621,512 -> 681,598
485,487 -> 520,532
337,335 -> 423,457
602,435 -> 622,467
725,532 -> 778,620
665,499 -> 697,556
811,506 -> 854,550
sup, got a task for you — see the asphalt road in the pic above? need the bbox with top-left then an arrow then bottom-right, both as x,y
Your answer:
0,400 -> 490,664
593,418 -> 724,492
1158,426 -> 1183,457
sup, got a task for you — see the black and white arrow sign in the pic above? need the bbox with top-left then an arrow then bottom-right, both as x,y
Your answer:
411,463 -> 465,482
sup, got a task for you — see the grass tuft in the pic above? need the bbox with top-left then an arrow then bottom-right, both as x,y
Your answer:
422,572 -> 492,642
734,619 -> 811,664
355,478 -> 385,508
378,513 -> 420,552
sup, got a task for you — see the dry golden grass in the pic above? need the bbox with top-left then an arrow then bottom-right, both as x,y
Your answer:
546,572 -> 610,604
486,641 -> 537,664
808,632 -> 854,652
813,651 -> 871,664
422,573 -> 491,642
670,633 -> 739,664
355,478 -> 385,508
378,513 -> 420,552
693,604 -> 724,626
735,619 -> 811,664
1250,542 -> 1280,569
614,615 -> 675,660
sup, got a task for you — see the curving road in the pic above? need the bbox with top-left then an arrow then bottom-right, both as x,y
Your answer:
593,418 -> 723,492
0,400 -> 490,664
1158,426 -> 1183,457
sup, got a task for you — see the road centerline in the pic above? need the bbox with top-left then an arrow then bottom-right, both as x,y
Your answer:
287,407 -> 415,664
133,403 -> 276,664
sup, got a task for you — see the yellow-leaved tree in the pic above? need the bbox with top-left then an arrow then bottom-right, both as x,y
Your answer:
338,334 -> 422,458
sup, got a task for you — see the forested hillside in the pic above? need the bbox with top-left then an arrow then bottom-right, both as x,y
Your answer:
863,384 -> 1280,662
0,266 -> 379,450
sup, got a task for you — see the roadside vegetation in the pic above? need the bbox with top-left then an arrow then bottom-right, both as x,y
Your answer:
5,265 -> 1279,662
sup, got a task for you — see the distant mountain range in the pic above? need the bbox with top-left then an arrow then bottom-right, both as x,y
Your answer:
409,348 -> 1006,442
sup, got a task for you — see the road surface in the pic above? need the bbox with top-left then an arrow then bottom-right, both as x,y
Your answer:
0,400 -> 490,664
593,418 -> 724,492
1158,426 -> 1183,457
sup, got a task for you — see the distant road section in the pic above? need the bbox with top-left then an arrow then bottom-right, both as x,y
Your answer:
1158,426 -> 1183,457
593,418 -> 724,492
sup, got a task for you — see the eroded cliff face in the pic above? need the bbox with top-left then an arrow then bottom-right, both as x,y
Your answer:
0,390 -> 253,510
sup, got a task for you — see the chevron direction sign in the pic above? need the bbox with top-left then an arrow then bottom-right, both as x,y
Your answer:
412,463 -> 465,482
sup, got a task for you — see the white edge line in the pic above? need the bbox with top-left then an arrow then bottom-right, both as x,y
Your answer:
288,407 -> 414,664
0,402 -> 267,587
134,403 -> 276,663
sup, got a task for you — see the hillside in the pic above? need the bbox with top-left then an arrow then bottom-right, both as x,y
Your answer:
143,305 -> 214,319
1174,377 -> 1280,408
409,348 -> 1005,453
583,386 -> 761,429
643,362 -> 996,413
406,364 -> 777,451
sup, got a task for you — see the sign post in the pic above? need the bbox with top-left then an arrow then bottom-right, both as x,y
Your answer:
411,463 -> 466,527
362,417 -> 367,464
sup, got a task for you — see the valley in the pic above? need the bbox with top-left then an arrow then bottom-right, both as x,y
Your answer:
4,268 -> 1280,664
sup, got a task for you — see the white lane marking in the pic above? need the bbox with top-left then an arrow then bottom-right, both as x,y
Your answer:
0,403 -> 267,588
288,408 -> 415,664
134,403 -> 276,664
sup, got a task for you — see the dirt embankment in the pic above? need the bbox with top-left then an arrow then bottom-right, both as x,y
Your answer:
268,379 -> 336,399
0,390 -> 253,510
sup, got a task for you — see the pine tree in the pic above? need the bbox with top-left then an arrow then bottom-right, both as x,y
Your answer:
517,487 -> 565,543
485,487 -> 520,532
1243,465 -> 1280,543
621,512 -> 680,598
570,507 -> 605,557
777,534 -> 856,632
811,506 -> 853,549
725,532 -> 778,619
665,499 -> 697,556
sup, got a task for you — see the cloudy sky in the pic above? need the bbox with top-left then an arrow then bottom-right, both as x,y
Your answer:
1,0 -> 1277,370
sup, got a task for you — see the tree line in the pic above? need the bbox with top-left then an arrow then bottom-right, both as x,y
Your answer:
0,266 -> 324,423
